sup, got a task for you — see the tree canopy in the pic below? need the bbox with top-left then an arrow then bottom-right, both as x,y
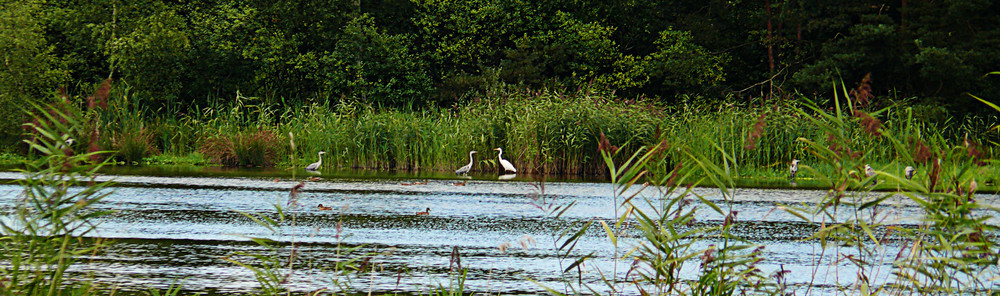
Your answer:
2,0 -> 998,114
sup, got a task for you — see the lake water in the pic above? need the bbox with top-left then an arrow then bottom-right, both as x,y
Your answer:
0,170 -> 997,295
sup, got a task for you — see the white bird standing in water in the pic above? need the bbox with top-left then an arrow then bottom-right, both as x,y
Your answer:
865,164 -> 877,185
455,150 -> 477,175
904,166 -> 915,180
306,151 -> 326,171
789,159 -> 800,179
494,148 -> 516,173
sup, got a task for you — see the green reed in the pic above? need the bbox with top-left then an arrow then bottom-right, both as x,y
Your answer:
540,131 -> 778,295
779,81 -> 1000,294
548,80 -> 999,295
276,87 -> 664,175
0,101 -> 115,295
78,82 -> 996,181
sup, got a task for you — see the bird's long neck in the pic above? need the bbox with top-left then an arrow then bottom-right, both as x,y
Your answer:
468,152 -> 475,165
317,153 -> 323,164
497,149 -> 503,159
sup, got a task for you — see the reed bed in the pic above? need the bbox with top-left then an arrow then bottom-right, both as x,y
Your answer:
55,84 -> 996,182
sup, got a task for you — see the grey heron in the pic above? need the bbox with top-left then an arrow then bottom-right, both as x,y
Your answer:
416,207 -> 430,215
455,150 -> 477,175
789,159 -> 800,179
904,166 -> 914,180
305,151 -> 326,171
494,148 -> 517,173
865,164 -> 876,185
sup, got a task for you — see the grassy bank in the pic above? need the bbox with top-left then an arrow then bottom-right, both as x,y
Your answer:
10,84 -> 998,182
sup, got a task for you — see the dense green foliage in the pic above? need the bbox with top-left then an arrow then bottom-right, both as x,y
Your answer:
43,83 -> 990,185
1,0 -> 998,178
2,1 -> 998,115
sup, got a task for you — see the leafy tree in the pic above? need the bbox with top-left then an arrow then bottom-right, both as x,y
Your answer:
500,12 -> 620,88
230,0 -> 356,99
0,1 -> 68,147
106,3 -> 192,103
312,14 -> 433,107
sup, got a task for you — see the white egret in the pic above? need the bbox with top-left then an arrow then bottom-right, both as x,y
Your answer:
305,151 -> 326,171
865,164 -> 876,185
789,159 -> 800,179
455,150 -> 477,175
904,166 -> 915,180
494,148 -> 516,173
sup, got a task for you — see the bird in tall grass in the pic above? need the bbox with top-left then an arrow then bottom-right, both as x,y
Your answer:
59,134 -> 75,149
306,151 -> 326,171
416,207 -> 430,215
789,159 -> 800,179
455,150 -> 477,175
494,148 -> 517,173
865,164 -> 877,185
904,166 -> 915,180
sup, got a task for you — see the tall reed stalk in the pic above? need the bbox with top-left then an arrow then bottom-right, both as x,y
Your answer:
782,81 -> 999,294
0,101 -> 114,295
84,83 -> 996,182
541,79 -> 998,295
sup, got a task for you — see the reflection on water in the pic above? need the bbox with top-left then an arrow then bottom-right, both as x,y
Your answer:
94,165 -> 583,183
0,170 -> 997,295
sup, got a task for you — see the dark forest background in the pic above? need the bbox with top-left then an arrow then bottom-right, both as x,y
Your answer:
2,0 -> 999,143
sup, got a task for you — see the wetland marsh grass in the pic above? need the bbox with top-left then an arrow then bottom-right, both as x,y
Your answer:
1,97 -> 177,295
541,81 -> 999,295
5,80 -> 997,295
0,102 -> 114,295
33,82 -> 996,183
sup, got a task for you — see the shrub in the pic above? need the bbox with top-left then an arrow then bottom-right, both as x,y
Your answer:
199,128 -> 282,167
112,127 -> 158,164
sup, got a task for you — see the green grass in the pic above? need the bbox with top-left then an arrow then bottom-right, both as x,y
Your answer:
0,152 -> 27,166
10,84 -> 993,180
142,152 -> 211,166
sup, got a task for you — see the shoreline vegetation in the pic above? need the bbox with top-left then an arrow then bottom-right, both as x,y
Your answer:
3,82 -> 997,188
3,1 -> 1000,294
6,84 -> 1000,295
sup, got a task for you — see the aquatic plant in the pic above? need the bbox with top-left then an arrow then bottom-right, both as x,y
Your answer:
539,77 -> 999,295
54,81 -> 997,181
782,81 -> 1000,294
0,101 -> 114,294
199,128 -> 283,167
112,125 -> 158,164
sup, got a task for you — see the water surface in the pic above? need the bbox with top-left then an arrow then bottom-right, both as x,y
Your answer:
0,171 -> 997,295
